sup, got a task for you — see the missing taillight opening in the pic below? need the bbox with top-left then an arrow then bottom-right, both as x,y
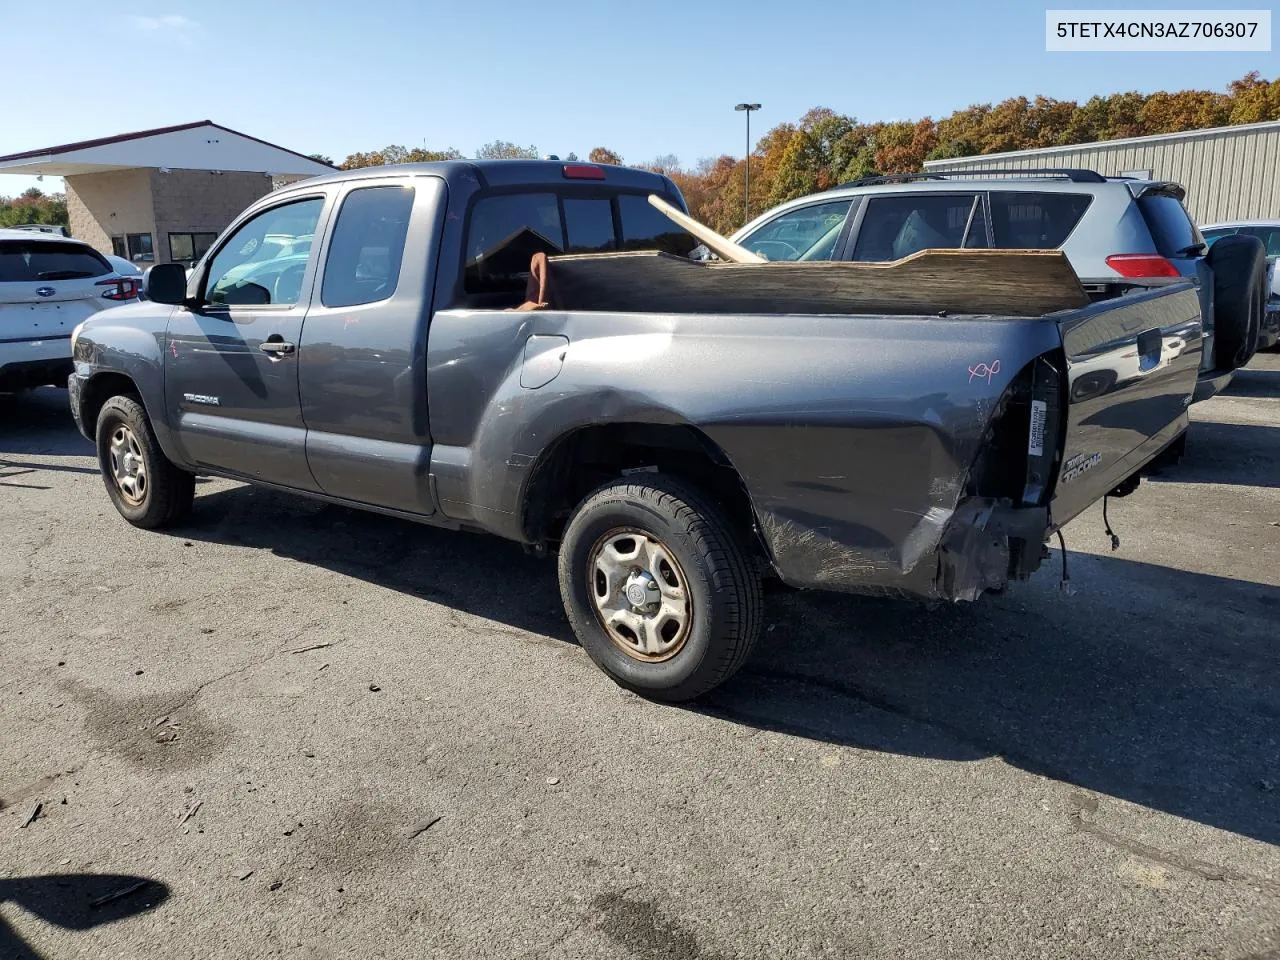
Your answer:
1105,254 -> 1180,278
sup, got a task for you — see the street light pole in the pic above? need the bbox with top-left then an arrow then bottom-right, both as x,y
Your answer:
734,102 -> 761,225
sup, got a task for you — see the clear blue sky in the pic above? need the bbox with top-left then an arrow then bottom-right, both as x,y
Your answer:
2,0 -> 1275,196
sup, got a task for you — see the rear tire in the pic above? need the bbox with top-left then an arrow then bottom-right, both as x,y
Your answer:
557,475 -> 763,702
95,395 -> 195,529
1207,234 -> 1267,372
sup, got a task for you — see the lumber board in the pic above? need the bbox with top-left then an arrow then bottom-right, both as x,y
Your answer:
543,248 -> 1092,318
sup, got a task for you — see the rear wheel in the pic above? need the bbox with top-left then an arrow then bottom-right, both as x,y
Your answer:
557,475 -> 763,702
1207,234 -> 1267,371
96,395 -> 194,528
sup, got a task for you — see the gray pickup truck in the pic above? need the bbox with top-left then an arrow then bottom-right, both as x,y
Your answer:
67,159 -> 1214,701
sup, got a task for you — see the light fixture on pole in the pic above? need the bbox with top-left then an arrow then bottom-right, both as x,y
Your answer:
734,102 -> 761,224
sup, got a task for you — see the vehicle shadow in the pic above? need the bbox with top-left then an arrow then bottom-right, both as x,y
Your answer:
172,482 -> 1280,848
1146,421 -> 1280,489
0,873 -> 170,960
1223,365 -> 1280,399
0,388 -> 92,458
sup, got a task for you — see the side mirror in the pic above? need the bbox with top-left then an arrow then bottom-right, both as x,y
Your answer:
142,263 -> 190,305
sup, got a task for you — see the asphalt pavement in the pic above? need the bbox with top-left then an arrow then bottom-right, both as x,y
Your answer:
2,354 -> 1278,960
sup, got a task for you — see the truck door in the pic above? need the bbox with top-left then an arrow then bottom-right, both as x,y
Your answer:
164,192 -> 331,491
298,175 -> 447,515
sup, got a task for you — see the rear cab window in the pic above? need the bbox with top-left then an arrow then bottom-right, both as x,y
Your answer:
1136,193 -> 1203,258
462,188 -> 697,300
0,239 -> 111,282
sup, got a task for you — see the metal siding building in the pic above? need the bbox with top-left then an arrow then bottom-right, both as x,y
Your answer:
922,119 -> 1280,225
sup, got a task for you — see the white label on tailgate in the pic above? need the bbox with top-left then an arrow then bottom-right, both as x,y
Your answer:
1028,400 -> 1047,457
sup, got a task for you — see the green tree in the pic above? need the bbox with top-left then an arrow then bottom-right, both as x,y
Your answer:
476,140 -> 539,160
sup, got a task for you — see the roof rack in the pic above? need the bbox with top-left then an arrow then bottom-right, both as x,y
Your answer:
831,168 -> 1107,189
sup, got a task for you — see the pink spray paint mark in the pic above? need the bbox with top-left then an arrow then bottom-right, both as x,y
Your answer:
968,359 -> 1001,384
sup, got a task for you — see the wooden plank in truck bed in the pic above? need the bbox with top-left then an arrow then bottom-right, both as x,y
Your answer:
544,248 -> 1093,318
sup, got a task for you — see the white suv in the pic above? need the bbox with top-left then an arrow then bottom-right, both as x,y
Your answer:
0,229 -> 139,392
724,169 -> 1269,400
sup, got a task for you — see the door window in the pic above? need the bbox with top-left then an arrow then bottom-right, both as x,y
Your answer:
321,185 -> 415,308
851,194 -> 983,261
740,199 -> 853,261
205,197 -> 324,306
988,192 -> 1092,248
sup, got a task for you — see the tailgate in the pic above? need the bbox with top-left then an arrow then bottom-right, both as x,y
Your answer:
1049,283 -> 1202,526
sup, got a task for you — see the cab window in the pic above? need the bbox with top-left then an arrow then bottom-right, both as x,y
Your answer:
205,197 -> 324,306
321,185 -> 415,308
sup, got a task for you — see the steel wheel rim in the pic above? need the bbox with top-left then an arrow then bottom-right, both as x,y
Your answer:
586,527 -> 693,663
108,424 -> 147,505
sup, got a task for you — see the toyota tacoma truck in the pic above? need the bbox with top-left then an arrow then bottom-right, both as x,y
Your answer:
66,159 -> 1235,702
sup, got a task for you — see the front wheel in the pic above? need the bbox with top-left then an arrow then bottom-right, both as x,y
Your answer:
95,395 -> 194,529
557,475 -> 763,702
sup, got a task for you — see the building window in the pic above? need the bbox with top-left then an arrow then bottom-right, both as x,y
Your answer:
169,232 -> 219,263
124,233 -> 154,262
111,236 -> 127,257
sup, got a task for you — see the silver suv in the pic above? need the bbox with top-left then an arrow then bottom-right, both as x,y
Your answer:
724,169 -> 1266,400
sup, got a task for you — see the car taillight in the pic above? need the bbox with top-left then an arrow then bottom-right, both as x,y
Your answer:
563,164 -> 606,180
96,277 -> 140,301
1105,254 -> 1180,278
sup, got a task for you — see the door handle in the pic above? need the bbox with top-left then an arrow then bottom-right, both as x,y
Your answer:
259,338 -> 296,356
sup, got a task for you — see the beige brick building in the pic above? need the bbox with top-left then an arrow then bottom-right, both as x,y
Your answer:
0,121 -> 333,266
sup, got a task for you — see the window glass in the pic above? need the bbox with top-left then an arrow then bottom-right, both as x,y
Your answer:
322,185 -> 415,308
1238,226 -> 1280,257
126,233 -> 154,262
463,192 -> 563,294
170,232 -> 219,263
170,233 -> 195,262
989,192 -> 1092,248
111,236 -> 127,257
618,194 -> 698,256
0,239 -> 112,281
205,197 -> 324,306
1136,194 -> 1203,257
851,194 -> 979,261
738,199 -> 852,262
564,197 -> 617,254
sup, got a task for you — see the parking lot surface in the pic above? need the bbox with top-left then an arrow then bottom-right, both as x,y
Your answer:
2,355 -> 1278,960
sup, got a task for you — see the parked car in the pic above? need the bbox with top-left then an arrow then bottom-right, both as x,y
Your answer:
105,254 -> 144,277
68,159 -> 1213,701
0,229 -> 139,392
1200,219 -> 1280,350
5,223 -> 70,237
722,169 -> 1268,400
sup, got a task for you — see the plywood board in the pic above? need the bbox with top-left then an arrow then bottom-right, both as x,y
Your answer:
543,248 -> 1091,318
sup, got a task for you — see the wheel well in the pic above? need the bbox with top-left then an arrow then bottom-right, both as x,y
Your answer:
80,372 -> 142,434
521,423 -> 769,562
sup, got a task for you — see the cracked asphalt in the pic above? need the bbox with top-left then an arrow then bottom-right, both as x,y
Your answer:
2,354 -> 1278,960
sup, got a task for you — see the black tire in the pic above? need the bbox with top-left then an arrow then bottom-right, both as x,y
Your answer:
557,475 -> 763,702
95,395 -> 195,529
1207,234 -> 1267,372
